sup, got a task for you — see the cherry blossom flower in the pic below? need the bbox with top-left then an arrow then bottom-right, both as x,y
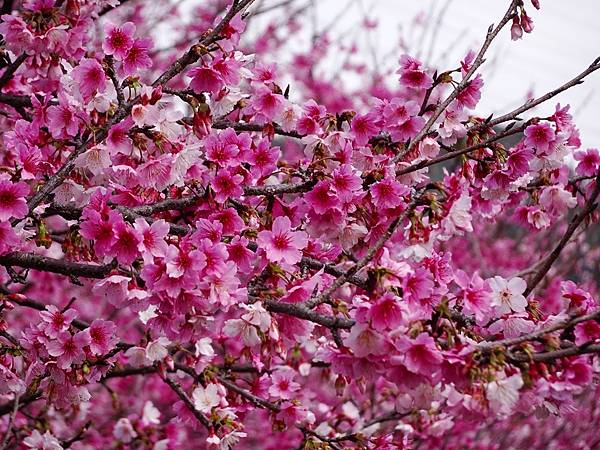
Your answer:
371,177 -> 408,209
488,276 -> 528,315
486,373 -> 524,415
122,37 -> 152,75
103,22 -> 136,59
23,430 -> 63,450
192,383 -> 222,413
88,320 -> 118,355
524,123 -> 555,154
574,320 -> 600,345
47,331 -> 91,369
39,305 -> 77,338
72,58 -> 107,101
395,333 -> 443,377
269,369 -> 300,399
257,216 -> 308,265
0,180 -> 28,221
574,148 -> 600,176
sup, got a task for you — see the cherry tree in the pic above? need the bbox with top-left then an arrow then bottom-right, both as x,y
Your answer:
1,0 -> 600,448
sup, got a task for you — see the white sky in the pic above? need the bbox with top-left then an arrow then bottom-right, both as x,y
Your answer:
309,0 -> 600,148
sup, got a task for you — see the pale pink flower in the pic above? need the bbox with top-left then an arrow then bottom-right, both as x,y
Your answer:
223,318 -> 261,347
113,418 -> 137,443
145,336 -> 170,362
142,401 -> 161,426
257,216 -> 308,265
486,373 -> 523,415
192,383 -> 222,413
343,323 -> 386,358
488,276 -> 528,315
23,430 -> 63,450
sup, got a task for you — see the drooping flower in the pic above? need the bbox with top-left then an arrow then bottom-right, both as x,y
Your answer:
397,54 -> 433,90
395,333 -> 443,377
257,216 -> 308,265
488,276 -> 528,315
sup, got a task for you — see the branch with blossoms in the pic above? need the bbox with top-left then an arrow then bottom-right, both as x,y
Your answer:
4,0 -> 600,448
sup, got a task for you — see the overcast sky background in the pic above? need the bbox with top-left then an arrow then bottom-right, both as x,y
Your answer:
258,0 -> 600,148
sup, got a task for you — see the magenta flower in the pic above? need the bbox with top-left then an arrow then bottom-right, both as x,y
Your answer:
257,216 -> 308,265
574,148 -> 600,176
72,58 -> 107,101
246,139 -> 279,178
524,123 -> 555,154
351,113 -> 379,146
395,333 -> 443,376
370,177 -> 407,209
188,65 -> 225,94
0,180 -> 28,221
268,370 -> 300,400
112,221 -> 142,265
39,305 -> 77,338
79,209 -> 122,257
122,37 -> 152,76
574,320 -> 600,346
212,169 -> 244,203
304,181 -> 339,215
103,21 -> 136,59
88,319 -> 118,355
47,331 -> 91,369
133,218 -> 169,263
397,54 -> 433,90
369,293 -> 404,331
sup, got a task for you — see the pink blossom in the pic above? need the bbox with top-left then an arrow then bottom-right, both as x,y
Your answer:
257,216 -> 308,265
251,87 -> 285,120
188,66 -> 224,94
351,113 -> 379,146
47,330 -> 91,369
370,177 -> 408,209
305,181 -> 339,214
112,221 -> 142,265
510,16 -> 523,41
103,22 -> 136,59
133,218 -> 170,263
246,139 -> 279,178
344,323 -> 387,358
269,369 -> 300,399
88,319 -> 118,355
39,305 -> 77,338
0,180 -> 28,221
397,54 -> 433,90
574,320 -> 600,345
0,222 -> 21,255
395,333 -> 443,376
524,123 -> 555,154
369,293 -> 404,331
72,58 -> 107,101
486,373 -> 523,415
574,148 -> 600,176
212,169 -> 244,203
122,38 -> 152,76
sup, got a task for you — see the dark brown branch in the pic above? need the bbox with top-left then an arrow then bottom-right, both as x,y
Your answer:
0,93 -> 32,108
0,252 -> 115,279
162,376 -> 211,429
263,298 -> 354,329
0,53 -> 27,89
